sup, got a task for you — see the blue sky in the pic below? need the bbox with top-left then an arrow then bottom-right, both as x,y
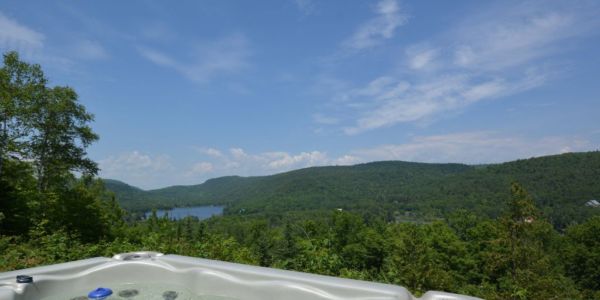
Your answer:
1,0 -> 599,189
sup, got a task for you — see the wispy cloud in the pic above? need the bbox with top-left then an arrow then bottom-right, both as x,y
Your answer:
138,34 -> 252,83
186,147 -> 359,180
342,0 -> 407,51
317,0 -> 599,134
0,12 -> 77,73
352,132 -> 592,164
100,147 -> 354,188
187,162 -> 214,176
452,2 -> 598,71
0,11 -> 44,54
453,14 -> 567,70
406,46 -> 438,71
196,147 -> 224,158
0,10 -> 113,78
342,70 -> 546,134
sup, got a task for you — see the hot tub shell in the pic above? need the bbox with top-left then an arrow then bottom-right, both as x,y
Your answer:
0,252 -> 481,300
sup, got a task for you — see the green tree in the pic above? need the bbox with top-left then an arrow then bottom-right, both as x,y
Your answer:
43,177 -> 121,242
382,222 -> 467,295
0,158 -> 38,235
488,183 -> 581,300
502,183 -> 540,285
28,86 -> 98,192
564,216 -> 600,297
248,220 -> 275,266
0,51 -> 45,177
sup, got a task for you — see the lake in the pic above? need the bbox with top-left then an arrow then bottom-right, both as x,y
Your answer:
145,205 -> 224,220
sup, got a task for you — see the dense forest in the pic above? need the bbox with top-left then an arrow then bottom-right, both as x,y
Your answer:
107,152 -> 600,229
1,52 -> 600,300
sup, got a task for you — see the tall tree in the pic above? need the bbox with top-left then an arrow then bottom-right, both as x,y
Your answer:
0,52 -> 45,177
28,86 -> 98,191
491,183 -> 580,300
564,216 -> 600,296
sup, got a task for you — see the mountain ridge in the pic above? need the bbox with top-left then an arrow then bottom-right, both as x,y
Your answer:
104,151 -> 600,227
104,160 -> 471,209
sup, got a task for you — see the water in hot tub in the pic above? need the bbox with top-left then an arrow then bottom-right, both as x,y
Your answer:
40,282 -> 239,300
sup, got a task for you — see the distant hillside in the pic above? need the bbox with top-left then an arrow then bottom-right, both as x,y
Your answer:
105,161 -> 471,210
102,179 -> 146,204
104,151 -> 600,227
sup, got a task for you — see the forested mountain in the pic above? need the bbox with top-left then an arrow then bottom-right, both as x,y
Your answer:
106,161 -> 470,209
106,151 -> 600,227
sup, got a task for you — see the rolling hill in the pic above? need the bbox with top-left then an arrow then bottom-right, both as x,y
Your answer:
104,151 -> 600,227
104,161 -> 471,211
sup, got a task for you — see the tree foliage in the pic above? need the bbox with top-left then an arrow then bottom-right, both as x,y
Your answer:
106,152 -> 600,230
29,86 -> 99,191
0,51 -> 45,177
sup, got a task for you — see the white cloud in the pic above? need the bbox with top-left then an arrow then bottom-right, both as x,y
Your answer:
99,151 -> 173,189
342,72 -> 546,134
334,155 -> 361,165
189,147 -> 357,180
229,147 -> 248,160
0,11 -> 113,75
101,148 -> 347,188
228,148 -> 329,171
188,162 -> 214,175
0,12 -> 44,53
100,151 -> 172,172
265,151 -> 328,169
199,147 -> 224,158
452,11 -> 582,70
451,2 -> 599,72
406,47 -> 438,70
352,132 -> 592,164
343,0 -> 407,51
138,34 -> 251,83
318,1 -> 598,134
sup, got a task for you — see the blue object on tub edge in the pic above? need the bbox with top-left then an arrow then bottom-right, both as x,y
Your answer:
88,287 -> 113,299
16,275 -> 33,283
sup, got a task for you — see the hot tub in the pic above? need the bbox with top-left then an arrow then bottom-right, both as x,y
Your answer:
0,252 -> 481,300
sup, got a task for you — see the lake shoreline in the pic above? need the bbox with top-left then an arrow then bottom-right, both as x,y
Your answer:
145,205 -> 225,220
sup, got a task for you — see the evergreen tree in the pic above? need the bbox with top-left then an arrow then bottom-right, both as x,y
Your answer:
564,216 -> 600,298
490,183 -> 580,300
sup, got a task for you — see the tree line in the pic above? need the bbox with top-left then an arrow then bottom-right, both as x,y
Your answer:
106,151 -> 600,231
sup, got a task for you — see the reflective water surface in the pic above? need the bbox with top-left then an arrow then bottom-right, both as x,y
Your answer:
145,205 -> 224,220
